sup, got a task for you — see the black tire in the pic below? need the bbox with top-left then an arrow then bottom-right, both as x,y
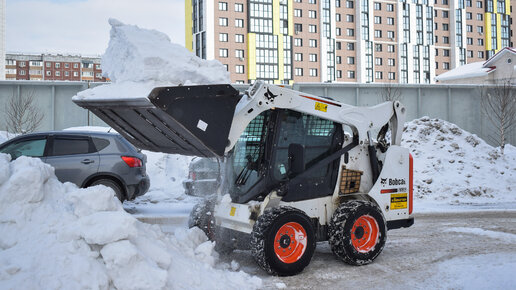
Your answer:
250,207 -> 316,276
188,196 -> 216,240
91,179 -> 124,202
328,200 -> 387,266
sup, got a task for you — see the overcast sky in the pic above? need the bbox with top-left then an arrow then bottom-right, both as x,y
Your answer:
6,0 -> 185,55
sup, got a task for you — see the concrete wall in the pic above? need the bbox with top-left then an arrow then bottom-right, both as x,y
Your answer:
0,80 -> 514,147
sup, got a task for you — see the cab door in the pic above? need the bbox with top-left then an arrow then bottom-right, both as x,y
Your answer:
45,135 -> 99,186
271,110 -> 343,202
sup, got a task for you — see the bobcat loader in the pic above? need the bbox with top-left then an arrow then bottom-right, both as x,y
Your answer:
74,81 -> 414,276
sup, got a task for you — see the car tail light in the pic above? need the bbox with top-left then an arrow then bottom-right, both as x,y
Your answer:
122,156 -> 143,168
189,171 -> 196,180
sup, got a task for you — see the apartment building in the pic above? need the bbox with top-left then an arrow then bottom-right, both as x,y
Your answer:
4,53 -> 108,82
186,0 -> 514,84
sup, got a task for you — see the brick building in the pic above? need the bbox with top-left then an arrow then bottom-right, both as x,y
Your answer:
186,0 -> 515,84
5,53 -> 108,82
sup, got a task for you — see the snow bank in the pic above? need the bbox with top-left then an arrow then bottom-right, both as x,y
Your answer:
402,117 -> 516,208
74,19 -> 230,100
0,154 -> 261,289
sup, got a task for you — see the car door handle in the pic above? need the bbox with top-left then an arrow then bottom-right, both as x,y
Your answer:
81,159 -> 95,164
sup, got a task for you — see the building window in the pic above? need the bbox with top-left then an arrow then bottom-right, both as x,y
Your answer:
375,30 -> 382,38
65,71 -> 70,77
387,17 -> 394,25
477,38 -> 484,45
347,71 -> 355,79
309,54 -> 317,62
309,68 -> 318,77
443,49 -> 450,57
73,63 -> 79,68
235,49 -> 244,59
336,28 -> 342,36
336,56 -> 342,64
219,48 -> 228,58
336,13 -> 341,21
219,33 -> 228,42
443,36 -> 449,44
388,58 -> 395,66
55,71 -> 60,76
235,65 -> 244,74
309,39 -> 317,47
336,42 -> 341,50
467,37 -> 473,45
375,57 -> 383,65
375,43 -> 383,52
219,18 -> 228,26
235,34 -> 244,43
374,2 -> 381,10
387,3 -> 394,11
374,16 -> 382,24
294,23 -> 303,33
442,23 -> 448,31
337,70 -> 342,78
46,71 -> 51,76
309,10 -> 317,18
309,24 -> 317,33
388,72 -> 395,80
347,43 -> 355,51
387,31 -> 395,39
466,25 -> 473,32
295,68 -> 303,76
346,14 -> 354,22
55,63 -> 60,68
346,1 -> 353,8
442,11 -> 448,18
235,19 -> 244,28
235,3 -> 243,12
73,71 -> 78,77
478,51 -> 484,58
347,28 -> 355,36
388,45 -> 395,52
294,38 -> 303,47
477,13 -> 483,21
467,50 -> 473,58
476,1 -> 482,8
466,12 -> 472,19
443,62 -> 450,70
64,63 -> 70,68
19,70 -> 26,75
294,9 -> 302,17
375,71 -> 383,79
219,2 -> 227,11
347,56 -> 355,64
295,53 -> 303,61
19,62 -> 26,67
309,0 -> 316,4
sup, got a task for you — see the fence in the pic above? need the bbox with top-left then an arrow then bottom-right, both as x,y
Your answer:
0,80 -> 514,146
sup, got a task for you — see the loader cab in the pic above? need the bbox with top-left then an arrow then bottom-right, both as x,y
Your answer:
227,109 -> 344,204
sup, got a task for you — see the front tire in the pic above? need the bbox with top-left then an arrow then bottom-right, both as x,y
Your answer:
250,207 -> 316,276
188,196 -> 216,240
328,200 -> 387,266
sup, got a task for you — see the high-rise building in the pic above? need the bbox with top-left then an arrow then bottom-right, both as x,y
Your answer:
0,0 -> 6,81
185,0 -> 514,84
5,53 -> 107,82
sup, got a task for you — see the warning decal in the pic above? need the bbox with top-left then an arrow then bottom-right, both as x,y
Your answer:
315,102 -> 328,112
230,207 -> 236,216
390,193 -> 408,210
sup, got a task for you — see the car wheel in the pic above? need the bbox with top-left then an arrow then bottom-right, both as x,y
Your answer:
250,207 -> 316,276
328,200 -> 387,266
91,179 -> 125,202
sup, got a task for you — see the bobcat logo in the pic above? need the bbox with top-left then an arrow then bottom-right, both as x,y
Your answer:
380,178 -> 387,185
264,88 -> 278,102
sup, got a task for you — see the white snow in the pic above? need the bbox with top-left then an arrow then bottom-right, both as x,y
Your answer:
402,117 -> 516,211
446,227 -> 516,243
0,154 -> 261,289
73,19 -> 230,101
435,61 -> 492,81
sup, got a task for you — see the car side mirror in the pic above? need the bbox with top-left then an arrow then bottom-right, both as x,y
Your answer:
288,143 -> 305,175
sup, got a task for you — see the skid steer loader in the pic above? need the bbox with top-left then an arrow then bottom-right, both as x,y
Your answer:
74,81 -> 414,276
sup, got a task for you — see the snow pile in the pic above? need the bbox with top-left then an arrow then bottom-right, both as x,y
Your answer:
74,19 -> 230,100
402,117 -> 516,207
0,154 -> 261,289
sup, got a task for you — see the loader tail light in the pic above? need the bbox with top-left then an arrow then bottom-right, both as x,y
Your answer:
121,156 -> 143,168
409,153 -> 413,215
189,171 -> 196,181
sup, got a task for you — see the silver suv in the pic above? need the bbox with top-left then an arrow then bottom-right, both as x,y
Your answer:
0,131 -> 150,201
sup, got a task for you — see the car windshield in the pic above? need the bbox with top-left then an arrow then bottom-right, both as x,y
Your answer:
227,111 -> 270,197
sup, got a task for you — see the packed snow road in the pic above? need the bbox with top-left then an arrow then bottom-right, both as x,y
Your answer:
207,210 -> 515,289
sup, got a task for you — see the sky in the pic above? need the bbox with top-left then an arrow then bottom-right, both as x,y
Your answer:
5,0 -> 185,55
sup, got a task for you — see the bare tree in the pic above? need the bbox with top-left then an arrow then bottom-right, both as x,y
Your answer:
480,80 -> 516,155
3,90 -> 44,134
380,83 -> 402,102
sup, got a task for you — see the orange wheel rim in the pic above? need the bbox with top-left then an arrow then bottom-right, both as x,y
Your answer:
273,222 -> 307,264
351,215 -> 379,253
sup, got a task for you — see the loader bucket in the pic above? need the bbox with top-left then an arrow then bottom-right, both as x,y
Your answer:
73,84 -> 242,157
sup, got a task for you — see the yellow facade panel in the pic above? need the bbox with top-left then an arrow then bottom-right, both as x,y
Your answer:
248,33 -> 257,81
506,0 -> 511,15
288,0 -> 294,36
185,0 -> 193,51
496,14 -> 501,52
273,0 -> 280,35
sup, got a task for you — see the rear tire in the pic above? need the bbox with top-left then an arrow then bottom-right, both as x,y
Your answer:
91,179 -> 124,202
250,207 -> 316,276
328,200 -> 387,266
